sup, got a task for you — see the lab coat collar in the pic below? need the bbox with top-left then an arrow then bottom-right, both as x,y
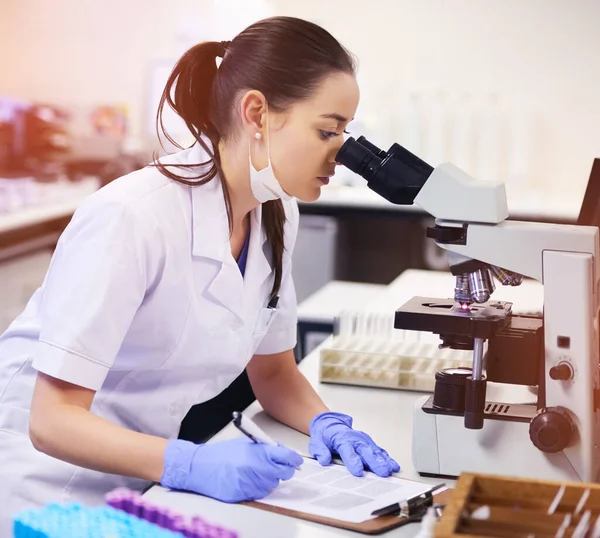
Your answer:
185,143 -> 273,318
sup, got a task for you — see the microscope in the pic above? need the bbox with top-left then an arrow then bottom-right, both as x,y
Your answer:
335,137 -> 600,483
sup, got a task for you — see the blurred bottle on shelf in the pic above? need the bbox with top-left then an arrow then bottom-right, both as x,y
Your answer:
0,97 -> 72,182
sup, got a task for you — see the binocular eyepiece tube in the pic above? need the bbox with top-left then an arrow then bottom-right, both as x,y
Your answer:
334,136 -> 434,205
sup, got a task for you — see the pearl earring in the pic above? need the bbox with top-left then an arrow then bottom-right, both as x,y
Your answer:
254,132 -> 262,140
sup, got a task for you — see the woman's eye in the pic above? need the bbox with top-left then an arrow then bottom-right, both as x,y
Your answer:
319,130 -> 338,140
319,129 -> 350,140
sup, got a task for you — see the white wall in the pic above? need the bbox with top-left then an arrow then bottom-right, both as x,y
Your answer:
268,0 -> 600,195
0,0 -> 208,151
1,0 -> 599,195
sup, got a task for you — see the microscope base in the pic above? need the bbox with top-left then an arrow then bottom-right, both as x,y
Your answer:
412,395 -> 582,482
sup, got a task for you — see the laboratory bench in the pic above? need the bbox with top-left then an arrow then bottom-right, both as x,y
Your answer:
145,270 -> 544,537
0,177 -> 99,261
0,204 -> 75,262
0,177 -> 99,333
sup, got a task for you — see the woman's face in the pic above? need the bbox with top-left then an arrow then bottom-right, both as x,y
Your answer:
266,73 -> 360,202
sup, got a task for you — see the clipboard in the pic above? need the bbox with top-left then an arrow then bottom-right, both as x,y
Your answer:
241,485 -> 452,535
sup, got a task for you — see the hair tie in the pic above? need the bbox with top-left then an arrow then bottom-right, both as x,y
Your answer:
218,40 -> 231,58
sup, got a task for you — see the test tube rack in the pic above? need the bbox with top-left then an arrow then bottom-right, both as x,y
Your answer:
13,488 -> 237,538
105,488 -> 237,537
436,472 -> 600,538
319,310 -> 472,392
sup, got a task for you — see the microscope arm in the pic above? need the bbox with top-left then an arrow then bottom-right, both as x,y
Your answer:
433,219 -> 599,283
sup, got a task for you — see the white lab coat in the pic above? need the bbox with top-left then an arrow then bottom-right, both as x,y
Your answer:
0,143 -> 299,533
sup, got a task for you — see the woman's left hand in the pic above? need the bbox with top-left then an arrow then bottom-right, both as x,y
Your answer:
308,411 -> 400,477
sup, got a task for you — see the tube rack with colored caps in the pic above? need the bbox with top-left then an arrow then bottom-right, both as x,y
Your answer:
105,488 -> 237,537
12,489 -> 237,538
14,503 -> 186,538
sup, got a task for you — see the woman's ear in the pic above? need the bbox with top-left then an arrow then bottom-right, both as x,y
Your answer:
239,90 -> 267,138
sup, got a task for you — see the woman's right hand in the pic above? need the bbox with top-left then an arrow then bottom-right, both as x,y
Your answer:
160,437 -> 303,502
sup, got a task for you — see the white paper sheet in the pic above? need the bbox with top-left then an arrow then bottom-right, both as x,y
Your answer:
254,458 -> 434,524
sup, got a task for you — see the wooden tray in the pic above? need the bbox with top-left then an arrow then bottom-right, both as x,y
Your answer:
436,473 -> 600,538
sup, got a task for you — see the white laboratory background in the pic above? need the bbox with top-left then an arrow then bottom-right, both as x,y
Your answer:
1,0 -> 599,314
2,0 -> 598,191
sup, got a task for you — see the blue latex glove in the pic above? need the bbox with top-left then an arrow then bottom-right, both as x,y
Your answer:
309,411 -> 400,477
161,437 -> 303,503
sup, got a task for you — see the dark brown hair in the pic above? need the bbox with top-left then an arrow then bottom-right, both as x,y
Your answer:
155,16 -> 355,299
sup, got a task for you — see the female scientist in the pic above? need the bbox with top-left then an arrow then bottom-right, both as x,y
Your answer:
0,16 -> 399,530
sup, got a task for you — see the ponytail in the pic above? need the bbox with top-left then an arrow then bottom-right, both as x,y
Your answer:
154,41 -> 221,185
262,200 -> 285,301
154,40 -> 286,301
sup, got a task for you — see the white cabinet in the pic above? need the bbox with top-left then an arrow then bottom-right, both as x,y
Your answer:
292,215 -> 338,304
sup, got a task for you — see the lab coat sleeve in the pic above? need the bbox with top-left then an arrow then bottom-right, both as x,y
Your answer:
254,199 -> 299,355
31,198 -> 152,391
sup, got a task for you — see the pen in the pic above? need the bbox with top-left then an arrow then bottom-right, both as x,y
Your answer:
232,411 -> 303,470
232,411 -> 278,445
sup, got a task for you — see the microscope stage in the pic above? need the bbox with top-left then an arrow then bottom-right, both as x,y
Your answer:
394,297 -> 513,340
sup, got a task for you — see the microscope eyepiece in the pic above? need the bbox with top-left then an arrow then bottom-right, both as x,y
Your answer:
335,137 -> 382,180
335,136 -> 434,205
356,136 -> 387,158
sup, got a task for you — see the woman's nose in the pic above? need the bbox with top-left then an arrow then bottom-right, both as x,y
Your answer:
330,144 -> 345,165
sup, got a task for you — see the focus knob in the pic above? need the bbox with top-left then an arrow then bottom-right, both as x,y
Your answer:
529,407 -> 574,453
549,362 -> 573,381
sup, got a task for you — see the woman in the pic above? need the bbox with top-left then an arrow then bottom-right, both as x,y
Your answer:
0,16 -> 399,531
